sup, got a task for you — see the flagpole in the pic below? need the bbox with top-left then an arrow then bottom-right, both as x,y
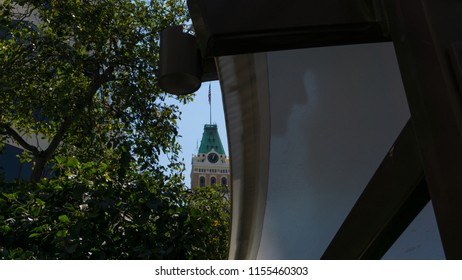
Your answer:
208,83 -> 212,125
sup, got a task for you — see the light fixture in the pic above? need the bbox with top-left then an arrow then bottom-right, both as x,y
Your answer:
158,25 -> 202,96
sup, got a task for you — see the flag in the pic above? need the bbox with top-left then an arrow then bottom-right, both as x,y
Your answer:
208,83 -> 211,105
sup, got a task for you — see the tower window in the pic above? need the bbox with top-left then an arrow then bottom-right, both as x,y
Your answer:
211,177 -> 216,186
200,176 -> 205,187
221,177 -> 227,187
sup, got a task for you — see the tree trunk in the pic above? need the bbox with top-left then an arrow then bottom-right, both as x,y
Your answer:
30,156 -> 47,183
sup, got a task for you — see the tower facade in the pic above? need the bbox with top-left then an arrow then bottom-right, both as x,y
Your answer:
191,124 -> 230,190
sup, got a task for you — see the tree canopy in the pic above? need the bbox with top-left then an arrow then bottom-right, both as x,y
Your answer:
1,0 -> 190,181
0,0 -> 230,259
0,162 -> 230,259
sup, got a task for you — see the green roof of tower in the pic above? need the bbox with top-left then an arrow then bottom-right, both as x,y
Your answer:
198,124 -> 226,155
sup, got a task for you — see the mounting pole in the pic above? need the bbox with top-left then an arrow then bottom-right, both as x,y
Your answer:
208,83 -> 212,124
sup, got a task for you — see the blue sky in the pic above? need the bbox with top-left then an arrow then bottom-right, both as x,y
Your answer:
172,81 -> 228,188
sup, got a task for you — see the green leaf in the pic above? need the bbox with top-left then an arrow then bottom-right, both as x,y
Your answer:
58,214 -> 70,223
0,225 -> 12,232
30,206 -> 41,217
56,229 -> 69,238
35,198 -> 45,206
66,157 -> 79,168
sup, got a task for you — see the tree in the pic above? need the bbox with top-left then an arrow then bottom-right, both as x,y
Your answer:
0,0 -> 189,182
0,0 -> 231,259
185,184 -> 231,260
0,158 -> 231,259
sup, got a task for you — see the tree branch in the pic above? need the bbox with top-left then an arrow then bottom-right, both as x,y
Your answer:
0,123 -> 40,155
26,64 -> 115,182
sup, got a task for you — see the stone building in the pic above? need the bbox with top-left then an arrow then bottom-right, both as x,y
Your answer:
190,124 -> 230,190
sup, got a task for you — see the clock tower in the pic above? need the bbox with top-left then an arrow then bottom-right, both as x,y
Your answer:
191,124 -> 230,190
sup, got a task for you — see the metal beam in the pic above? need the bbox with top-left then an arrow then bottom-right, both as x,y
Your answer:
322,119 -> 429,259
217,54 -> 271,259
188,0 -> 388,57
383,0 -> 462,259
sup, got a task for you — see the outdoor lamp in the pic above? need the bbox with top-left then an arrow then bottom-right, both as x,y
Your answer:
158,25 -> 202,96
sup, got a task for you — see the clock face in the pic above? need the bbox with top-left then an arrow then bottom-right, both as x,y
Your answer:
207,152 -> 219,163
